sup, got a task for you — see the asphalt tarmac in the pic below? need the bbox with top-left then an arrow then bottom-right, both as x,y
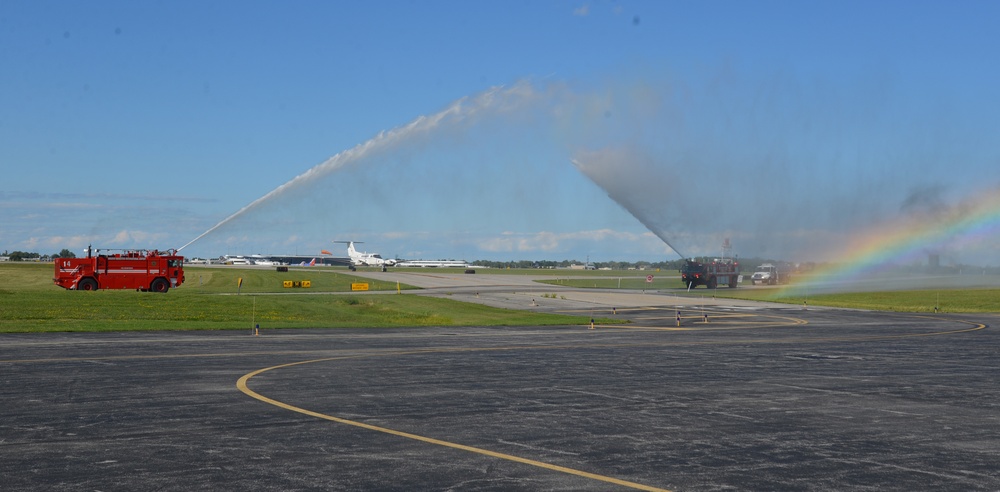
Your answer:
2,283 -> 999,491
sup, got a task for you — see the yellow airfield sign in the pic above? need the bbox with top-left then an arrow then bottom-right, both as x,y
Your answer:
351,282 -> 370,291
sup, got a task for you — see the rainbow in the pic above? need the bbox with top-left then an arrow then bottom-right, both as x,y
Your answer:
777,185 -> 1000,296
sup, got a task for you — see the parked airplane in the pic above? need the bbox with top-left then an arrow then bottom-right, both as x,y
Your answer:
250,254 -> 285,266
298,258 -> 317,267
335,241 -> 397,268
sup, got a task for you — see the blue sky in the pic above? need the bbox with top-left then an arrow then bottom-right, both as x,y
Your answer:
3,1 -> 999,264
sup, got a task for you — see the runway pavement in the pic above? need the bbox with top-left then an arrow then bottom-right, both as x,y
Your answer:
351,271 -> 800,311
2,278 -> 999,491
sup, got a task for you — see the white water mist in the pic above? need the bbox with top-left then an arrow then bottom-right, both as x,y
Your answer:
179,83 -> 540,252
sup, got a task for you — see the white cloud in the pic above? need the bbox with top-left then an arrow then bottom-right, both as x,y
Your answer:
573,4 -> 589,16
109,230 -> 170,246
41,235 -> 93,249
381,230 -> 417,240
476,229 -> 661,255
477,235 -> 517,253
0,201 -> 105,211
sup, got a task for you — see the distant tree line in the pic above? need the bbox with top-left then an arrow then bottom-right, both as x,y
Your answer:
4,248 -> 1000,274
472,259 -> 690,270
469,256 -> 1000,275
469,257 -> 795,271
2,249 -> 76,261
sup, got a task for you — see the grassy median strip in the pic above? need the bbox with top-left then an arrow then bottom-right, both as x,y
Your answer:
761,289 -> 1000,313
540,276 -> 1000,313
0,264 -> 604,333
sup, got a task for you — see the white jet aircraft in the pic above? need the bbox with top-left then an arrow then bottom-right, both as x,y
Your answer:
334,241 -> 397,268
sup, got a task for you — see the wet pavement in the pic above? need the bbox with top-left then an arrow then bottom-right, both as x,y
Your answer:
1,299 -> 998,491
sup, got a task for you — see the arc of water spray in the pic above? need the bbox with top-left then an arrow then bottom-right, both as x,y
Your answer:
178,83 -> 539,252
569,158 -> 687,259
618,209 -> 687,260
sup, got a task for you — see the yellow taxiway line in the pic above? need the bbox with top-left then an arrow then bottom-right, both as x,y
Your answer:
235,318 -> 985,491
237,355 -> 672,492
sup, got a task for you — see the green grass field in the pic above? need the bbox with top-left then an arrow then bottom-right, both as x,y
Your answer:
539,275 -> 1000,313
0,263 -> 603,333
4,263 -> 997,333
740,288 -> 999,313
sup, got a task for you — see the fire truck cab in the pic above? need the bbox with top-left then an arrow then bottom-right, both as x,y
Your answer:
54,248 -> 185,292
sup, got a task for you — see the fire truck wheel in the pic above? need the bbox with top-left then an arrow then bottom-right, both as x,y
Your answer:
78,278 -> 98,291
150,278 -> 169,293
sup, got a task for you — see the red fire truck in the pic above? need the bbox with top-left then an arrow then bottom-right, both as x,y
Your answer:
680,258 -> 740,289
54,248 -> 185,292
